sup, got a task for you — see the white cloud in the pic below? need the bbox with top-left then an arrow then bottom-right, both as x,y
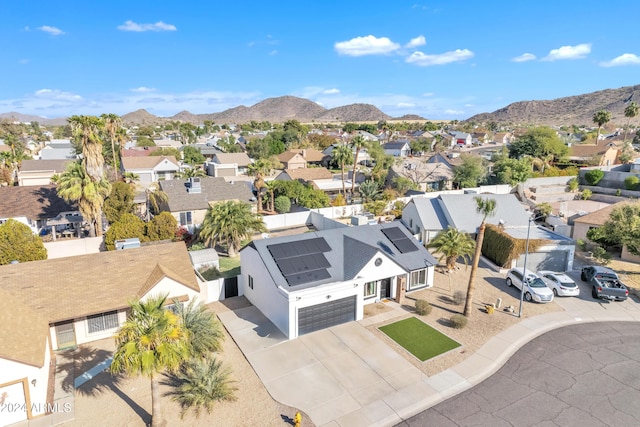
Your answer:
38,25 -> 65,36
397,102 -> 415,108
542,43 -> 591,61
444,109 -> 463,115
512,53 -> 536,62
406,49 -> 474,66
117,20 -> 176,32
130,87 -> 156,93
335,35 -> 400,56
405,35 -> 426,48
34,89 -> 82,101
600,53 -> 640,67
322,88 -> 340,95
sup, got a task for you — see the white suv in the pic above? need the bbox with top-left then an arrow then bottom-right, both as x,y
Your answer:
506,268 -> 554,303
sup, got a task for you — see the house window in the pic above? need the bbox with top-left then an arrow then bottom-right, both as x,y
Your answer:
364,281 -> 377,298
87,311 -> 119,334
179,211 -> 193,226
409,219 -> 413,229
248,275 -> 254,290
409,269 -> 427,290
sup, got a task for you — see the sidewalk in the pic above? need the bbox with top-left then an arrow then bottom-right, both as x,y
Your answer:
220,293 -> 640,427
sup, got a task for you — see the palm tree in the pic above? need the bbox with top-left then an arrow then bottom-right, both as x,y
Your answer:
332,144 -> 352,196
173,299 -> 224,357
147,184 -> 169,220
56,161 -> 111,237
111,295 -> 189,427
162,356 -> 236,419
350,135 -> 366,199
101,113 -> 123,180
592,110 -> 612,144
68,115 -> 105,181
247,159 -> 273,213
358,179 -> 381,202
427,227 -> 476,272
199,201 -> 266,257
623,101 -> 639,142
463,197 -> 497,317
175,167 -> 206,179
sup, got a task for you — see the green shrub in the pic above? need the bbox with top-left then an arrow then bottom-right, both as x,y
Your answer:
616,188 -> 623,196
584,169 -> 604,186
415,299 -> 432,315
274,195 -> 291,214
592,246 -> 612,266
450,314 -> 468,329
104,213 -> 147,250
200,267 -> 222,280
581,189 -> 593,200
364,200 -> 387,216
567,177 -> 579,192
452,291 -> 466,306
576,239 -> 587,251
624,175 -> 639,191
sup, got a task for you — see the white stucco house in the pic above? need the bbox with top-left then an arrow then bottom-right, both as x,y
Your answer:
240,223 -> 438,339
121,156 -> 181,183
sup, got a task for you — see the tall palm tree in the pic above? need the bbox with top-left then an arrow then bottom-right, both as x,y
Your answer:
350,135 -> 366,199
427,227 -> 476,272
56,161 -> 111,237
332,144 -> 352,196
111,295 -> 189,427
247,159 -> 273,213
162,356 -> 236,419
623,101 -> 639,143
463,197 -> 497,317
199,201 -> 266,257
592,109 -> 612,144
147,184 -> 169,220
68,115 -> 105,181
101,113 -> 123,180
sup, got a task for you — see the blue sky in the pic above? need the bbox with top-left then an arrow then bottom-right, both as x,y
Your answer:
2,0 -> 639,120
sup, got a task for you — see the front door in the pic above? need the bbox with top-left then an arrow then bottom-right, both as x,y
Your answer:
380,278 -> 391,299
224,276 -> 238,298
55,321 -> 76,349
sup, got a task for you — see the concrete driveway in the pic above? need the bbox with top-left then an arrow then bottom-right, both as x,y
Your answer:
218,305 -> 436,427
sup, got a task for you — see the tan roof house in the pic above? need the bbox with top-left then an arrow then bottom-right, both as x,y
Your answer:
17,159 -> 73,186
277,151 -> 307,170
121,155 -> 180,183
276,167 -> 333,183
208,153 -> 253,177
290,148 -> 326,164
570,141 -> 620,166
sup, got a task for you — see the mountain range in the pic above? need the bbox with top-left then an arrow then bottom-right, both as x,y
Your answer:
2,85 -> 639,126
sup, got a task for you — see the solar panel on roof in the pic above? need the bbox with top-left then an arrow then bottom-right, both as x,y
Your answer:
381,227 -> 406,240
274,253 -> 330,275
393,238 -> 419,253
267,237 -> 333,286
268,237 -> 331,260
286,269 -> 331,286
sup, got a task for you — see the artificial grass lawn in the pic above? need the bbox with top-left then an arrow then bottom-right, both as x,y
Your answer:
379,317 -> 461,362
218,256 -> 241,278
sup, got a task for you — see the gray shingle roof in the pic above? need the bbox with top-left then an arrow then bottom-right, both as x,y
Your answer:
159,177 -> 255,212
245,223 -> 437,291
438,193 -> 530,233
409,197 -> 448,231
19,159 -> 73,172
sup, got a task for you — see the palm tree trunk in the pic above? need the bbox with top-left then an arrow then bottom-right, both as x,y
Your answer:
340,164 -> 346,195
150,374 -> 162,427
111,136 -> 119,180
228,242 -> 238,258
623,117 -> 631,143
269,190 -> 275,212
351,148 -> 360,201
464,222 -> 486,317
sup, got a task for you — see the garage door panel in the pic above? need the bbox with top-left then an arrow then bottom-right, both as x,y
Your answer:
298,296 -> 356,336
516,251 -> 567,272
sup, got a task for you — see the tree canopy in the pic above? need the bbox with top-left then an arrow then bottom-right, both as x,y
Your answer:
453,155 -> 488,189
508,127 -> 568,161
586,203 -> 640,255
103,181 -> 136,224
0,219 -> 47,265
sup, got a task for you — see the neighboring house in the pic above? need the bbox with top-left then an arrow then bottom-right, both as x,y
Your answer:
386,157 -> 454,192
277,151 -> 307,170
121,156 -> 180,183
0,185 -> 77,235
402,193 -> 575,271
354,130 -> 378,141
158,177 -> 256,231
121,147 -> 161,157
0,242 -> 200,425
569,141 -> 620,166
208,153 -> 253,177
0,289 -> 52,426
289,148 -> 326,165
322,145 -> 371,164
450,131 -> 472,146
275,167 -> 334,183
382,141 -> 411,157
492,132 -> 515,145
17,159 -> 73,186
472,132 -> 490,145
39,142 -> 76,160
240,223 -> 437,339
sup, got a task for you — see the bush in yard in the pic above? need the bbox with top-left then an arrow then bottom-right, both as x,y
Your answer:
364,200 -> 387,216
624,175 -> 639,190
580,189 -> 592,200
567,177 -> 579,192
584,169 -> 604,186
104,213 -> 147,251
415,300 -> 432,315
592,246 -> 612,266
146,211 -> 178,241
274,195 -> 291,214
331,194 -> 346,206
452,291 -> 465,306
450,314 -> 468,329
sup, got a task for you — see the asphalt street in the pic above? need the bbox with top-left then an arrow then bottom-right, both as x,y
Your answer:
398,322 -> 640,427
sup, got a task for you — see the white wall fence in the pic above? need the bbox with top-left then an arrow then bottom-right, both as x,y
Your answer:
521,176 -> 575,189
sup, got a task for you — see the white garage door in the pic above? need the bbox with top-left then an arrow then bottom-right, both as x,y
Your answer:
298,295 -> 357,336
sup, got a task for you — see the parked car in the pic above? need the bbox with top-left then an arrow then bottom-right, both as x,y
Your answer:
538,271 -> 580,297
506,268 -> 554,303
581,266 -> 628,301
